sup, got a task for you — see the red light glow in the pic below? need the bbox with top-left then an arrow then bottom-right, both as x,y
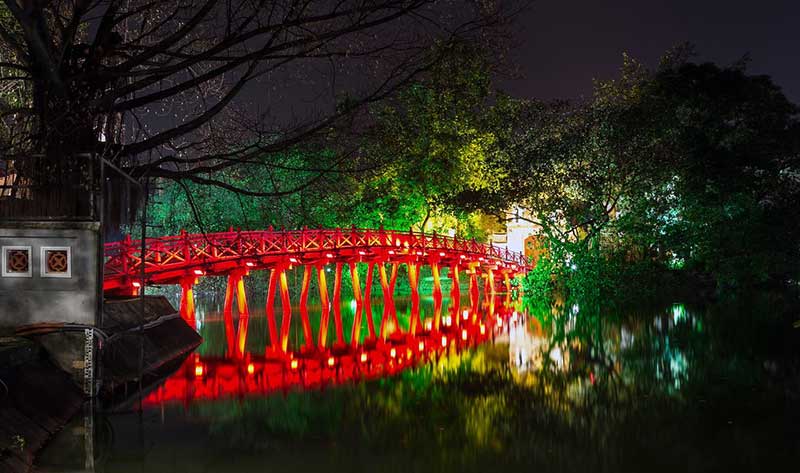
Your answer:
138,296 -> 524,407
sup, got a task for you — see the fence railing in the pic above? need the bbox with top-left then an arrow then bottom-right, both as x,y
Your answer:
104,228 -> 529,283
0,154 -> 100,221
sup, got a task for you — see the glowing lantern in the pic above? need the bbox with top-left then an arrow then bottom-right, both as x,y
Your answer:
360,353 -> 368,363
290,359 -> 299,370
418,341 -> 425,352
194,364 -> 204,377
461,329 -> 468,341
479,324 -> 486,335
390,348 -> 397,358
441,335 -> 448,347
247,363 -> 255,375
327,356 -> 335,367
193,269 -> 204,276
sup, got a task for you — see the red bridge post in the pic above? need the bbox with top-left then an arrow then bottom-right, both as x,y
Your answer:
378,263 -> 394,339
332,263 -> 344,345
407,261 -> 420,335
223,269 -> 250,358
469,264 -> 479,309
349,262 -> 363,348
450,264 -> 461,326
179,276 -> 197,327
265,268 -> 279,353
278,267 -> 292,353
363,262 -> 376,340
430,260 -> 442,332
317,265 -> 330,349
298,265 -> 313,351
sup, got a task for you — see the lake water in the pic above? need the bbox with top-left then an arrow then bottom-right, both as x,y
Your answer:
36,289 -> 800,472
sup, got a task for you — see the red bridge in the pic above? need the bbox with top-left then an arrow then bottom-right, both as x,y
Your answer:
104,227 -> 529,357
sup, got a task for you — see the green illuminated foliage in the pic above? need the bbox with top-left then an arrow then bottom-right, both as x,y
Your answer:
499,46 -> 800,292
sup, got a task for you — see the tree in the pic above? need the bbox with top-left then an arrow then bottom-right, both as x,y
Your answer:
493,47 -> 800,288
0,0 -> 520,197
355,41 -> 521,235
620,57 -> 800,285
476,54 -> 668,251
144,41 -> 521,238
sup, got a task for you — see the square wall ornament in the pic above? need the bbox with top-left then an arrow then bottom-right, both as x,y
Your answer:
41,246 -> 72,278
2,246 -> 32,278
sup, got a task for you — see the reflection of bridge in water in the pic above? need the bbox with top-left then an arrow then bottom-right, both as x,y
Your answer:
142,297 -> 521,406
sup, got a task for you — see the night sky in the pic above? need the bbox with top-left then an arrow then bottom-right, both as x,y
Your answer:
502,0 -> 800,103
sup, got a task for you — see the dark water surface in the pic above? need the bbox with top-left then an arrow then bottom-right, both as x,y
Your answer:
37,290 -> 800,472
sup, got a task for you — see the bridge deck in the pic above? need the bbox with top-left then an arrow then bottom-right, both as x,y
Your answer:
104,228 -> 528,293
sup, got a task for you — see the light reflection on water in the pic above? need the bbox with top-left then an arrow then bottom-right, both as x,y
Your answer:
37,292 -> 800,472
141,294 -> 513,405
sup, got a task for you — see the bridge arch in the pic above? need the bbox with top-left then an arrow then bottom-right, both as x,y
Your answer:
103,227 -> 529,357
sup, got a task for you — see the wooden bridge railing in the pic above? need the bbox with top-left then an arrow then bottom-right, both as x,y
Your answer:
104,227 -> 528,291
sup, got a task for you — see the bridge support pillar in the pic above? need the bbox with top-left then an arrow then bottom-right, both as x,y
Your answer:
179,277 -> 197,327
486,268 -> 496,300
408,262 -> 420,335
333,263 -> 344,345
468,265 -> 479,309
450,265 -> 461,326
299,265 -> 313,350
389,263 -> 399,328
364,262 -> 375,339
317,265 -> 330,349
223,270 -> 249,358
349,263 -> 363,347
265,269 -> 279,353
278,268 -> 293,352
378,263 -> 396,338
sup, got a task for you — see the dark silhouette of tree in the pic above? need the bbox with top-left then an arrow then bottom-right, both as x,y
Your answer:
0,0 -> 521,196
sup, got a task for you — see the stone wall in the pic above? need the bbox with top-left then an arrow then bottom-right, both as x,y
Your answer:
0,221 -> 100,327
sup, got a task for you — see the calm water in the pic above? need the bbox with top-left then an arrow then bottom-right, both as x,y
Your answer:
37,287 -> 800,472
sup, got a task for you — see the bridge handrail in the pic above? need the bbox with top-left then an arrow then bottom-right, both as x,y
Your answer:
103,228 -> 528,280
